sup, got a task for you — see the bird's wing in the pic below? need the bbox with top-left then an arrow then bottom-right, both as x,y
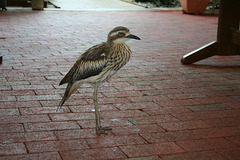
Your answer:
59,43 -> 109,85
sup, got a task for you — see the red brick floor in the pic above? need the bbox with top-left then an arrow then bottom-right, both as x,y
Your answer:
0,9 -> 240,160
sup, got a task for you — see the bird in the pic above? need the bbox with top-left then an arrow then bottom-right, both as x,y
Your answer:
58,26 -> 141,135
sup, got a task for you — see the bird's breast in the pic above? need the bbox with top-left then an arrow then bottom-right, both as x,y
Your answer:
86,43 -> 132,83
109,43 -> 132,71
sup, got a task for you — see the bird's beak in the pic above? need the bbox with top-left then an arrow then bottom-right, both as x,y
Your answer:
125,34 -> 141,40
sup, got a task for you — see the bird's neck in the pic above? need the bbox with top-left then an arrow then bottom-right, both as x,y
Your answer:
110,42 -> 131,58
110,42 -> 130,51
110,41 -> 129,47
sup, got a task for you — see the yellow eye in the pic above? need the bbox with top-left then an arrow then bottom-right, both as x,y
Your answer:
117,32 -> 125,37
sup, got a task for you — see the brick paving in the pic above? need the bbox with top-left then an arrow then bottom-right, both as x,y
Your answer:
0,8 -> 240,160
50,0 -> 146,11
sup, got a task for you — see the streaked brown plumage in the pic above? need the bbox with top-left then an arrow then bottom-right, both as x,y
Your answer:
58,26 -> 140,135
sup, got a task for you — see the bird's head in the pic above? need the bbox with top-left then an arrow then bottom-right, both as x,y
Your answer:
107,26 -> 141,43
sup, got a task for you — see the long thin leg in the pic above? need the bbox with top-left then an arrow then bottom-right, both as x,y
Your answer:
93,84 -> 101,130
93,83 -> 111,135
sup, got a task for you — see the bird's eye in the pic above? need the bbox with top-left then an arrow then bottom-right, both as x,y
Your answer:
117,32 -> 125,37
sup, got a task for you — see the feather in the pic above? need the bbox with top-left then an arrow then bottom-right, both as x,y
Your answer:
57,81 -> 80,111
59,43 -> 109,85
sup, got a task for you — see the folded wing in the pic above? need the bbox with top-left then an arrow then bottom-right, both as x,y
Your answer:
59,42 -> 109,85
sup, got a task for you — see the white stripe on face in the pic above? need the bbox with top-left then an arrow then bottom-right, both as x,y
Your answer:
110,31 -> 130,38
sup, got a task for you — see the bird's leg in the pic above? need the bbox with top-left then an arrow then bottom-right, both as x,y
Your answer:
93,84 -> 100,130
93,84 -> 112,135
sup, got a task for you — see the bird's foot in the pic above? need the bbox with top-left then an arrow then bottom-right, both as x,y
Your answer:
96,126 -> 112,135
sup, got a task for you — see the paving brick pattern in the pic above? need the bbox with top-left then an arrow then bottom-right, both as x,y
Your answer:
0,9 -> 240,159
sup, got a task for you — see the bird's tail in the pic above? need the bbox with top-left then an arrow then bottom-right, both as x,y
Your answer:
57,82 -> 80,112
